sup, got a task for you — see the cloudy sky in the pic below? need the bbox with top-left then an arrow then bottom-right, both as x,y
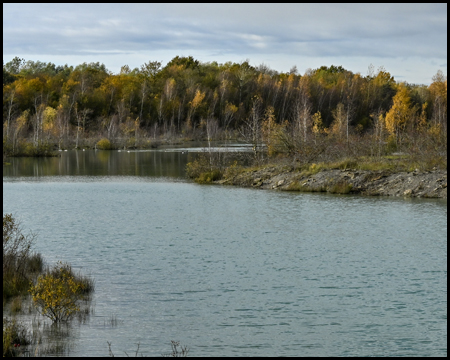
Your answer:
3,3 -> 447,85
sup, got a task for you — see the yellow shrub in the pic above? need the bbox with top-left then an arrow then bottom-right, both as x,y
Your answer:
29,262 -> 85,322
96,138 -> 112,150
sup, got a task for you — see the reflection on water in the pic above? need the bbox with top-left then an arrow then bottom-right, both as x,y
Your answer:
3,144 -> 252,178
7,310 -> 79,357
3,150 -> 194,178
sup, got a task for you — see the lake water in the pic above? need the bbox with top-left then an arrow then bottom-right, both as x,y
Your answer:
3,150 -> 447,357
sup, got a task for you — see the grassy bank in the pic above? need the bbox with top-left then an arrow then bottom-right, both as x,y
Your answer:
187,152 -> 447,185
3,141 -> 59,159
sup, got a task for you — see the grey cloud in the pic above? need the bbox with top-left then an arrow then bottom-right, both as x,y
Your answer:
3,3 -> 446,84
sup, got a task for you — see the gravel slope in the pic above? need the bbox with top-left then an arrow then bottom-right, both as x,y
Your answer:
217,166 -> 447,199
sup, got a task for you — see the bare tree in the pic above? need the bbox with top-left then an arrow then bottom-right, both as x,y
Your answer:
4,87 -> 16,142
293,78 -> 313,147
203,116 -> 219,169
370,108 -> 385,157
240,96 -> 263,162
32,95 -> 46,147
75,106 -> 92,149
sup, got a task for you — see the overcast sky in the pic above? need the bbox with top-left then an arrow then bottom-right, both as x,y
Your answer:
3,3 -> 447,85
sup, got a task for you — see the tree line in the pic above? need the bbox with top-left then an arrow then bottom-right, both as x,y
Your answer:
2,56 -> 447,160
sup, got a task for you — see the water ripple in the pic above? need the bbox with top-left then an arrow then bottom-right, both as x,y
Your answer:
3,179 -> 447,357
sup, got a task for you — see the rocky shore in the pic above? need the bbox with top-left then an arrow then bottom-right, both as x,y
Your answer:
216,165 -> 447,199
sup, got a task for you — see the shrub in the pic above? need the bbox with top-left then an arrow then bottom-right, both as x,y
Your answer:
26,252 -> 44,274
186,156 -> 224,183
3,214 -> 37,301
3,139 -> 13,158
3,317 -> 31,357
162,340 -> 189,357
328,181 -> 353,194
186,156 -> 210,179
298,162 -> 326,177
17,142 -> 56,157
195,169 -> 223,184
223,161 -> 243,180
96,138 -> 112,150
10,297 -> 22,314
29,261 -> 89,322
331,158 -> 359,170
125,137 -> 137,149
285,181 -> 306,191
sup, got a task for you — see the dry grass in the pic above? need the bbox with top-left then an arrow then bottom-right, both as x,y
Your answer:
327,181 -> 353,194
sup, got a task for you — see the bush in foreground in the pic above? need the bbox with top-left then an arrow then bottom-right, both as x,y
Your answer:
29,261 -> 94,322
3,214 -> 43,301
2,317 -> 31,357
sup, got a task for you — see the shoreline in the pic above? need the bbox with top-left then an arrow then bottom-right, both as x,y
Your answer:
215,165 -> 447,199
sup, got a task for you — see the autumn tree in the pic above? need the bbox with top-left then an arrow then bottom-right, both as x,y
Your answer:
186,89 -> 206,133
4,56 -> 444,161
261,106 -> 278,155
218,70 -> 232,127
8,111 -> 29,154
384,83 -> 413,145
222,101 -> 238,138
330,103 -> 346,141
312,111 -> 325,144
428,70 -> 447,134
42,106 -> 57,142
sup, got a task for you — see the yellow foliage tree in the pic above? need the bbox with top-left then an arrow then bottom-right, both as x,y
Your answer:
261,106 -> 278,155
11,110 -> 29,153
384,84 -> 412,144
42,106 -> 57,140
374,67 -> 395,87
223,101 -> 238,131
312,111 -> 324,136
417,102 -> 428,133
186,89 -> 206,131
29,262 -> 86,322
330,103 -> 346,139
190,89 -> 205,109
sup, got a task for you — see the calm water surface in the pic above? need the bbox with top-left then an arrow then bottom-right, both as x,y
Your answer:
3,151 -> 447,356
